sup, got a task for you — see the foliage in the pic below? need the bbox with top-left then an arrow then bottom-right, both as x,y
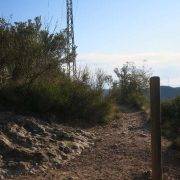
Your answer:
0,77 -> 111,123
0,17 -> 111,124
111,62 -> 150,110
0,17 -> 66,86
161,96 -> 180,148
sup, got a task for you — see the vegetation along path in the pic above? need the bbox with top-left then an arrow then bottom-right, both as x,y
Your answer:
16,111 -> 180,180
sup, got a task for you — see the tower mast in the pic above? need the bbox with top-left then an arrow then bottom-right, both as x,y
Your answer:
66,0 -> 76,75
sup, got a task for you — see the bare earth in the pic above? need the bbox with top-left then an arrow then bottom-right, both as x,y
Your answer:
14,111 -> 180,180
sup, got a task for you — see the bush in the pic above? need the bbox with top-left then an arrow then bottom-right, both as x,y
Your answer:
0,68 -> 111,123
111,62 -> 150,110
0,73 -> 111,124
161,97 -> 180,147
0,17 -> 66,86
0,17 -> 112,124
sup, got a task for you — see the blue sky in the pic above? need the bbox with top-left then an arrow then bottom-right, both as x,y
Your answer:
1,0 -> 180,86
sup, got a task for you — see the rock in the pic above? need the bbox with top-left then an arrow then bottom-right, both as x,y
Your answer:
0,175 -> 5,180
59,151 -> 69,160
112,123 -> 118,128
0,112 -> 93,178
32,152 -> 49,162
70,142 -> 84,154
138,132 -> 148,138
121,131 -> 127,135
76,129 -> 94,139
59,143 -> 73,154
65,176 -> 74,180
19,162 -> 30,170
6,125 -> 33,148
52,158 -> 62,166
95,138 -> 102,142
71,142 -> 80,150
21,119 -> 46,135
29,169 -> 36,175
110,144 -> 119,150
143,170 -> 151,179
6,161 -> 30,173
133,170 -> 151,180
53,130 -> 74,141
47,151 -> 57,159
0,133 -> 13,153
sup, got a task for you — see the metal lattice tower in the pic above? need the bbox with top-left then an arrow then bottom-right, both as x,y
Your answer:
66,0 -> 76,75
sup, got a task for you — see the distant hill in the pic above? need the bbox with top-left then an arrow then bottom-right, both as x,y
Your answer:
161,86 -> 180,100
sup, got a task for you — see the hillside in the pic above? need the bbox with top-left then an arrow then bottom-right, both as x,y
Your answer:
0,112 -> 94,179
12,111 -> 180,180
161,86 -> 180,100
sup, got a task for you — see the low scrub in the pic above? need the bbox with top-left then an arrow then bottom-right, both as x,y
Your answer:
161,96 -> 180,148
111,62 -> 150,110
0,77 -> 111,124
0,17 -> 111,124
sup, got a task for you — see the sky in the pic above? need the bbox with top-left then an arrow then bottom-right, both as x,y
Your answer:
1,0 -> 180,87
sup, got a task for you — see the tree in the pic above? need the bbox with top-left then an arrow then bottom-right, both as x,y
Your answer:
112,62 -> 150,109
0,17 -> 67,86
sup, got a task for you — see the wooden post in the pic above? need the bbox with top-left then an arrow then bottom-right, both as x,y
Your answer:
150,76 -> 162,180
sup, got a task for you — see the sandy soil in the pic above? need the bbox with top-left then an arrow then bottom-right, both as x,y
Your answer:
0,112 -> 94,179
14,111 -> 180,180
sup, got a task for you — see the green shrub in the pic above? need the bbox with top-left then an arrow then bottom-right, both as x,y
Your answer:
111,62 -> 150,110
0,77 -> 111,123
0,17 -> 112,124
0,17 -> 66,86
161,96 -> 180,148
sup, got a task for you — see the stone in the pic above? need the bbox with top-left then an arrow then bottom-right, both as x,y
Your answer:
59,144 -> 72,154
0,112 -> 93,178
138,132 -> 148,138
0,175 -> 5,180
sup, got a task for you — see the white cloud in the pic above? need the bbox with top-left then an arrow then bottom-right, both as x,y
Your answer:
77,52 -> 180,87
78,52 -> 180,65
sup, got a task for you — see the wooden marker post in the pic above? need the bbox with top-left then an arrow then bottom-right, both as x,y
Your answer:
150,76 -> 162,180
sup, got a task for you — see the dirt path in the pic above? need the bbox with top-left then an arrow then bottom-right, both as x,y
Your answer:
15,111 -> 180,180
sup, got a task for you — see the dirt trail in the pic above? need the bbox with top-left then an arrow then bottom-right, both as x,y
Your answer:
15,111 -> 180,180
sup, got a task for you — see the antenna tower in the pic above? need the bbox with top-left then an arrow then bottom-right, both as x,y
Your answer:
66,0 -> 76,75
